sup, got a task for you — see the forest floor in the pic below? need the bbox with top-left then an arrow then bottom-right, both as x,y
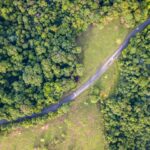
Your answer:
0,19 -> 129,150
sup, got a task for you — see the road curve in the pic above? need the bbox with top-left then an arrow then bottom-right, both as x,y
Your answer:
0,18 -> 150,125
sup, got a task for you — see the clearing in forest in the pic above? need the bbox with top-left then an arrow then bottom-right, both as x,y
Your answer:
77,19 -> 128,86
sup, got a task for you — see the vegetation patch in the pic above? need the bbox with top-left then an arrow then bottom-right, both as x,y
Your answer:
77,20 -> 128,86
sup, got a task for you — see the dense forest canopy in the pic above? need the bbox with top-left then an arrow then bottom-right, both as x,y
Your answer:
0,0 -> 100,120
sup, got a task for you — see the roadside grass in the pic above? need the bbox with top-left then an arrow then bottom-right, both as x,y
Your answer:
0,19 -> 129,150
96,61 -> 119,99
77,19 -> 128,87
55,91 -> 107,150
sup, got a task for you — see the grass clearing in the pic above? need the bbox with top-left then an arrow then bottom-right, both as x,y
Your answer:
77,19 -> 128,86
0,19 -> 129,150
96,61 -> 119,99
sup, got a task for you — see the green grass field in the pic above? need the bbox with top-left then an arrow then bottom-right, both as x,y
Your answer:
77,19 -> 128,86
0,19 -> 129,150
96,61 -> 119,99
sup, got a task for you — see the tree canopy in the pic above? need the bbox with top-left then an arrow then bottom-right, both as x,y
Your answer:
0,0 -> 100,120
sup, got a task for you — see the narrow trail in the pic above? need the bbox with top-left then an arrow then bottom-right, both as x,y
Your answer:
0,18 -> 150,125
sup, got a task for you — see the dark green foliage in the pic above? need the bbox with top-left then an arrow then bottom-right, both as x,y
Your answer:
0,0 -> 99,120
100,26 -> 150,150
99,0 -> 149,28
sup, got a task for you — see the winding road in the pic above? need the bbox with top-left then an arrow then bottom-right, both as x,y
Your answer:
0,18 -> 150,125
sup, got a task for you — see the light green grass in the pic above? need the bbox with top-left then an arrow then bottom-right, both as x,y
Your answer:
96,61 -> 119,99
77,19 -> 128,86
56,92 -> 107,150
0,19 -> 129,150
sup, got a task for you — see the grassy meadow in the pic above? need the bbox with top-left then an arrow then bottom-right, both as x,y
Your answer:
77,19 -> 128,87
